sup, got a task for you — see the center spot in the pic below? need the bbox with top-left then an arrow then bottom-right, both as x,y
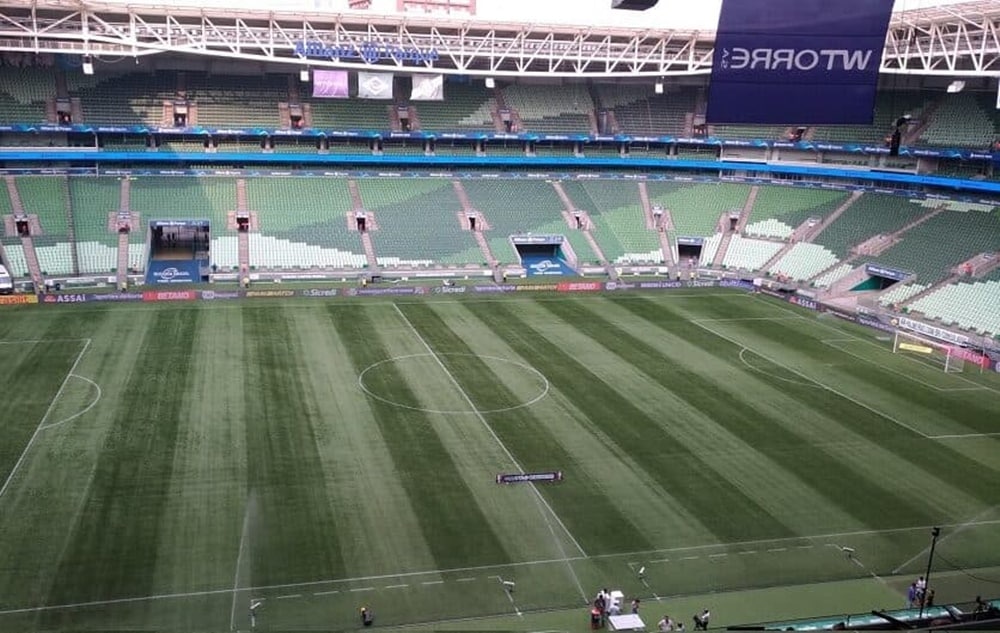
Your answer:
358,353 -> 550,415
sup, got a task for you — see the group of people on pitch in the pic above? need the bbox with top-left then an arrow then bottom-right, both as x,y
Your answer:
590,588 -> 710,630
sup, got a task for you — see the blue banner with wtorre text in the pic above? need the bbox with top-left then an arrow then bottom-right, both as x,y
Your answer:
706,0 -> 895,125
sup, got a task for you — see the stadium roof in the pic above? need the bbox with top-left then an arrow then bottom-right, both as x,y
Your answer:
0,0 -> 997,77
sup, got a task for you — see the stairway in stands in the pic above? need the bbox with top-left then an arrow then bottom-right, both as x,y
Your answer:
712,186 -> 759,267
638,182 -> 676,266
116,176 -> 132,288
453,180 -> 498,269
236,179 -> 250,275
5,176 -> 44,289
62,176 -> 79,276
348,179 -> 380,274
550,181 -> 616,279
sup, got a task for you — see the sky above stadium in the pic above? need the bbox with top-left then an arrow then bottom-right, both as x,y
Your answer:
120,0 -> 975,28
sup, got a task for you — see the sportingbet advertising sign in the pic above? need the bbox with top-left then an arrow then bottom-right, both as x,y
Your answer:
706,0 -> 894,125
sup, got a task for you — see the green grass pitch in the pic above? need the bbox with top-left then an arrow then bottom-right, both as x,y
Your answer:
0,290 -> 998,631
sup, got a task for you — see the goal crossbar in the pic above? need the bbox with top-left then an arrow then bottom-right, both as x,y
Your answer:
892,330 -> 964,373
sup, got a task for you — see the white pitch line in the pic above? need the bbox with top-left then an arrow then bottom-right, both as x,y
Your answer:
0,338 -> 91,502
455,578 -> 476,583
229,500 -> 251,631
689,319 -> 931,439
708,553 -> 728,559
421,580 -> 445,586
818,338 -> 987,394
6,520 -> 1000,618
40,374 -> 102,430
274,594 -> 301,600
928,432 -> 1000,439
679,556 -> 698,561
754,295 -> 1000,397
739,550 -> 756,555
349,587 -> 374,593
392,303 -> 589,604
650,558 -> 670,564
767,548 -> 787,553
313,590 -> 339,596
384,584 -> 408,590
892,507 -> 998,575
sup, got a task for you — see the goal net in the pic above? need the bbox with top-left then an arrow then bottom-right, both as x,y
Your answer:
892,330 -> 965,373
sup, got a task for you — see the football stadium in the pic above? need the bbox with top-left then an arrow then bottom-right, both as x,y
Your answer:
0,0 -> 998,630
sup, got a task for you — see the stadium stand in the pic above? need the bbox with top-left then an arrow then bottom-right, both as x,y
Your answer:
812,194 -> 926,257
769,242 -> 841,281
743,188 -> 849,240
243,177 -> 365,269
15,176 -> 73,275
908,270 -> 1000,335
69,176 -> 145,274
645,182 -> 751,236
721,235 -> 784,271
919,92 -> 997,148
308,99 -> 389,130
812,263 -> 855,288
560,180 -> 662,264
878,282 -> 929,306
410,83 -> 495,131
355,178 -> 475,266
699,232 -> 723,267
185,73 -> 287,129
67,72 -> 175,125
0,65 -> 51,123
862,207 -> 1000,283
500,83 -> 593,133
461,179 -> 592,264
810,91 -> 935,144
593,84 -> 695,136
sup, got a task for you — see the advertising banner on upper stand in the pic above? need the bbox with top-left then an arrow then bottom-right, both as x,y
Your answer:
312,70 -> 349,99
706,0 -> 895,125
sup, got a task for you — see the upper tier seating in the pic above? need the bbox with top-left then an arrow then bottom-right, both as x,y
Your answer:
307,99 -> 390,130
810,91 -> 934,145
411,83 -> 495,132
501,84 -> 593,133
67,72 -> 176,125
185,73 -> 287,129
919,92 -> 998,148
0,66 -> 51,123
594,84 -> 694,136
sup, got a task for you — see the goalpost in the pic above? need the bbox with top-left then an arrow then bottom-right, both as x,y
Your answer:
892,330 -> 965,373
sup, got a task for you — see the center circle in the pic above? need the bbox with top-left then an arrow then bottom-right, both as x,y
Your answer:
357,353 -> 550,415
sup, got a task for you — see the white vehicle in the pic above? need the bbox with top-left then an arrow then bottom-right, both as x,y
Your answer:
0,264 -> 12,294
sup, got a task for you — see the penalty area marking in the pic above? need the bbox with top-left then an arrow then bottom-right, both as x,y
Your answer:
39,375 -> 102,431
357,353 -> 550,415
738,348 -> 821,389
0,338 -> 92,502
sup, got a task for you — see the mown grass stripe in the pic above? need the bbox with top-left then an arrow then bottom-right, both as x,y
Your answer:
644,298 -> 1000,508
43,309 -> 200,606
242,306 -> 346,586
464,300 -> 794,543
325,305 -> 511,569
398,302 -> 655,555
553,297 -> 936,528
